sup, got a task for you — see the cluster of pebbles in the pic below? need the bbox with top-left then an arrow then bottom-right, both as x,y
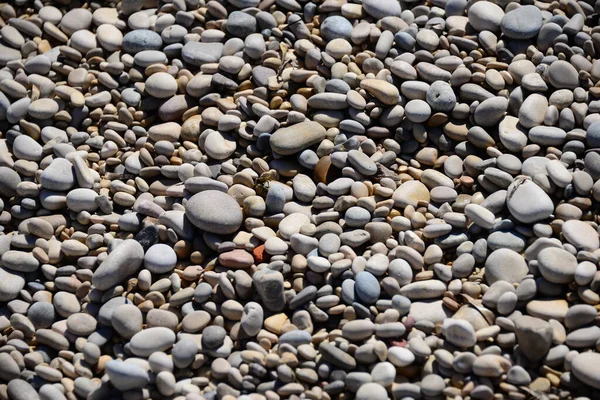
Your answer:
1,0 -> 600,398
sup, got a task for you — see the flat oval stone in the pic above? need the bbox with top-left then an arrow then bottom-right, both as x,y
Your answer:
13,135 -> 43,161
354,271 -> 380,305
443,319 -> 476,348
468,1 -> 504,32
112,304 -> 143,339
362,0 -> 401,19
105,360 -> 149,391
129,327 -> 176,357
465,204 -> 495,229
387,346 -> 415,367
526,299 -> 569,321
270,121 -> 326,155
319,342 -> 357,370
66,313 -> 97,336
7,380 -> 39,400
181,42 -> 224,67
528,126 -> 566,146
144,243 -> 177,274
484,248 -> 528,284
472,354 -> 511,377
518,94 -> 547,129
548,60 -> 579,90
501,5 -> 542,39
321,16 -> 353,41
279,330 -> 312,346
60,8 -> 92,35
219,249 -> 254,268
0,267 -> 25,302
566,326 -> 600,348
145,72 -> 178,98
507,179 -> 554,224
122,29 -> 163,54
342,319 -> 375,341
348,150 -> 377,176
399,281 -> 446,299
185,190 -> 243,234
393,181 -> 430,208
571,352 -> 600,389
92,240 -> 144,290
360,79 -> 400,105
537,247 -> 577,284
2,250 -> 39,272
0,353 -> 20,381
562,220 -> 599,251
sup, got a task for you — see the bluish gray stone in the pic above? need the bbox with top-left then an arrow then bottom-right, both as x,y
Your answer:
7,379 -> 40,400
354,271 -> 380,305
426,81 -> 456,112
227,11 -> 257,38
202,325 -> 227,349
586,121 -> 600,148
105,360 -> 149,391
363,0 -> 401,19
122,30 -> 163,54
501,5 -> 543,39
184,190 -> 243,234
92,240 -> 144,290
279,330 -> 312,346
321,16 -> 353,41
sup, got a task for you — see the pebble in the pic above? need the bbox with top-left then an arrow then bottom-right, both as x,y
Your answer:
270,121 -> 327,155
484,249 -> 528,284
537,247 -> 577,284
129,327 -> 176,357
92,239 -> 144,290
253,269 -> 285,311
0,267 -> 25,301
548,60 -> 579,90
507,179 -> 554,223
362,0 -> 401,19
145,72 -> 178,98
321,16 -> 353,41
112,304 -> 143,339
426,81 -> 456,112
562,220 -> 599,251
226,11 -> 257,38
443,319 -> 477,348
356,382 -> 388,400
354,271 -> 380,305
7,380 -> 40,400
144,243 -> 177,274
571,353 -> 600,389
40,158 -> 75,191
468,1 -> 504,32
392,181 -> 430,208
360,79 -> 399,105
182,42 -> 224,66
105,360 -> 149,391
122,29 -> 162,54
185,190 -> 243,234
515,316 -> 553,360
501,5 -> 542,39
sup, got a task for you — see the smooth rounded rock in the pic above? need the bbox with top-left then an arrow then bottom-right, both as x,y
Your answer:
185,191 -> 243,234
92,240 -> 144,290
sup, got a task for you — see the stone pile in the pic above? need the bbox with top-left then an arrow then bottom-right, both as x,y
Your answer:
0,0 -> 598,399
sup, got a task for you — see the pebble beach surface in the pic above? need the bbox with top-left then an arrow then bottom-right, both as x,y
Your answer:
0,0 -> 600,399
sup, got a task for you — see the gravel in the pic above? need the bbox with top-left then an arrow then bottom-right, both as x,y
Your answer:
0,0 -> 598,398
